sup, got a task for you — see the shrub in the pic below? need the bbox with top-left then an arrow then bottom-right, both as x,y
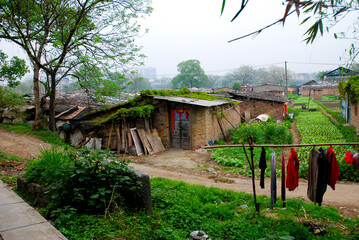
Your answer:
229,121 -> 293,145
25,148 -> 142,213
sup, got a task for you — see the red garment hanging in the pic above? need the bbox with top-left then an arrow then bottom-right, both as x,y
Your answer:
345,151 -> 353,165
286,148 -> 299,191
327,146 -> 340,190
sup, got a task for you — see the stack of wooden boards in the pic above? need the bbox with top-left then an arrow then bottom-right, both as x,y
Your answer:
130,128 -> 166,155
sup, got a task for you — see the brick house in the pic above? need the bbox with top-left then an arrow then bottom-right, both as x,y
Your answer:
151,96 -> 241,149
225,91 -> 287,120
300,83 -> 338,97
55,95 -> 241,151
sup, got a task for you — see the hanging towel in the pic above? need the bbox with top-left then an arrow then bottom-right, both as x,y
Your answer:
327,146 -> 340,190
281,150 -> 286,204
270,151 -> 277,209
286,148 -> 299,191
259,147 -> 267,189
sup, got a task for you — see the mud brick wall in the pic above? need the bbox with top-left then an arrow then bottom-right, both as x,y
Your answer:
152,100 -> 170,147
313,90 -> 323,100
191,104 -> 241,148
301,88 -> 338,97
202,104 -> 241,147
239,100 -> 284,120
350,102 -> 359,133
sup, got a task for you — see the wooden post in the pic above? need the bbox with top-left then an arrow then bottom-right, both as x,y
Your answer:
116,126 -> 121,154
242,136 -> 260,213
107,123 -> 113,149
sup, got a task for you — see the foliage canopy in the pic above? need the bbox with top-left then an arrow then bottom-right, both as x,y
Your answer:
171,59 -> 209,88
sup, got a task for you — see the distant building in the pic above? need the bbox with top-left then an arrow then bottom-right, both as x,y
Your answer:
136,67 -> 157,80
299,81 -> 338,97
323,67 -> 358,82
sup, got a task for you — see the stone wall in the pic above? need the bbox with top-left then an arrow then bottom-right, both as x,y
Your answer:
17,176 -> 51,208
17,169 -> 153,213
239,100 -> 284,120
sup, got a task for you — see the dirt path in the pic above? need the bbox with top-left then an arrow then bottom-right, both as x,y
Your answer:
129,149 -> 359,218
0,128 -> 51,159
0,127 -> 358,217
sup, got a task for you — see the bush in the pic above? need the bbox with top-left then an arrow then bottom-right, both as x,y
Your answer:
25,148 -> 142,213
229,121 -> 293,145
26,147 -> 73,186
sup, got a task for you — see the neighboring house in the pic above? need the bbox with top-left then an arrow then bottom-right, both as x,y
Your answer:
55,94 -> 242,152
225,91 -> 287,120
252,84 -> 285,94
323,67 -> 358,82
299,81 -> 338,98
251,83 -> 298,95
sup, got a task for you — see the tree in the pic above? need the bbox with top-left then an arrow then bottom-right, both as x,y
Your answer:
0,87 -> 25,119
230,65 -> 256,85
232,81 -> 242,90
171,59 -> 209,88
0,50 -> 28,87
222,1 -> 359,62
266,66 -> 292,86
0,0 -> 151,130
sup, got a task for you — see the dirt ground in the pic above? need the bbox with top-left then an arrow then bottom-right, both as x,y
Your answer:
0,127 -> 358,218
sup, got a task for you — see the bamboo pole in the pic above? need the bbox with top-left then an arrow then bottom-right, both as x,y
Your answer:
203,142 -> 359,149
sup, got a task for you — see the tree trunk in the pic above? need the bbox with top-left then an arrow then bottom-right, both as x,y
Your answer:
48,74 -> 56,131
33,64 -> 43,130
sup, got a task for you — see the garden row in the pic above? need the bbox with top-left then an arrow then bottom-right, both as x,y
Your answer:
295,103 -> 359,181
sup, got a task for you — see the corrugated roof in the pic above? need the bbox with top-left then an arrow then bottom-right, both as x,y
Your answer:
152,96 -> 237,107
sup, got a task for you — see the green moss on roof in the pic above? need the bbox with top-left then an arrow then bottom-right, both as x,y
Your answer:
140,88 -> 237,104
92,104 -> 155,126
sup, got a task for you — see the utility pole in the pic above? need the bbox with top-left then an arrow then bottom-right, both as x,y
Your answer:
285,61 -> 288,98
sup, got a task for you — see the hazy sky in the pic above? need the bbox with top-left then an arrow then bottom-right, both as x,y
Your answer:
0,0 -> 354,80
136,0 -> 354,78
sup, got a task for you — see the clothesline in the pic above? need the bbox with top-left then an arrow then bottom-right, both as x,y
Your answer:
203,142 -> 359,149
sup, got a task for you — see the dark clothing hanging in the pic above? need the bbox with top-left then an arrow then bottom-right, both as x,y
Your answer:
327,146 -> 340,190
281,151 -> 286,205
259,147 -> 267,189
270,151 -> 277,209
352,153 -> 359,172
286,148 -> 299,191
307,148 -> 329,205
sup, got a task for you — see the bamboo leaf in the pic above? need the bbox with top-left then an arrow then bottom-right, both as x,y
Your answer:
300,16 -> 310,25
283,2 -> 293,24
319,19 -> 323,35
221,0 -> 226,15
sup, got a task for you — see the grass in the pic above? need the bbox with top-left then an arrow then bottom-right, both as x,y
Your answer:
0,122 -> 67,146
0,151 -> 26,185
52,178 -> 359,240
